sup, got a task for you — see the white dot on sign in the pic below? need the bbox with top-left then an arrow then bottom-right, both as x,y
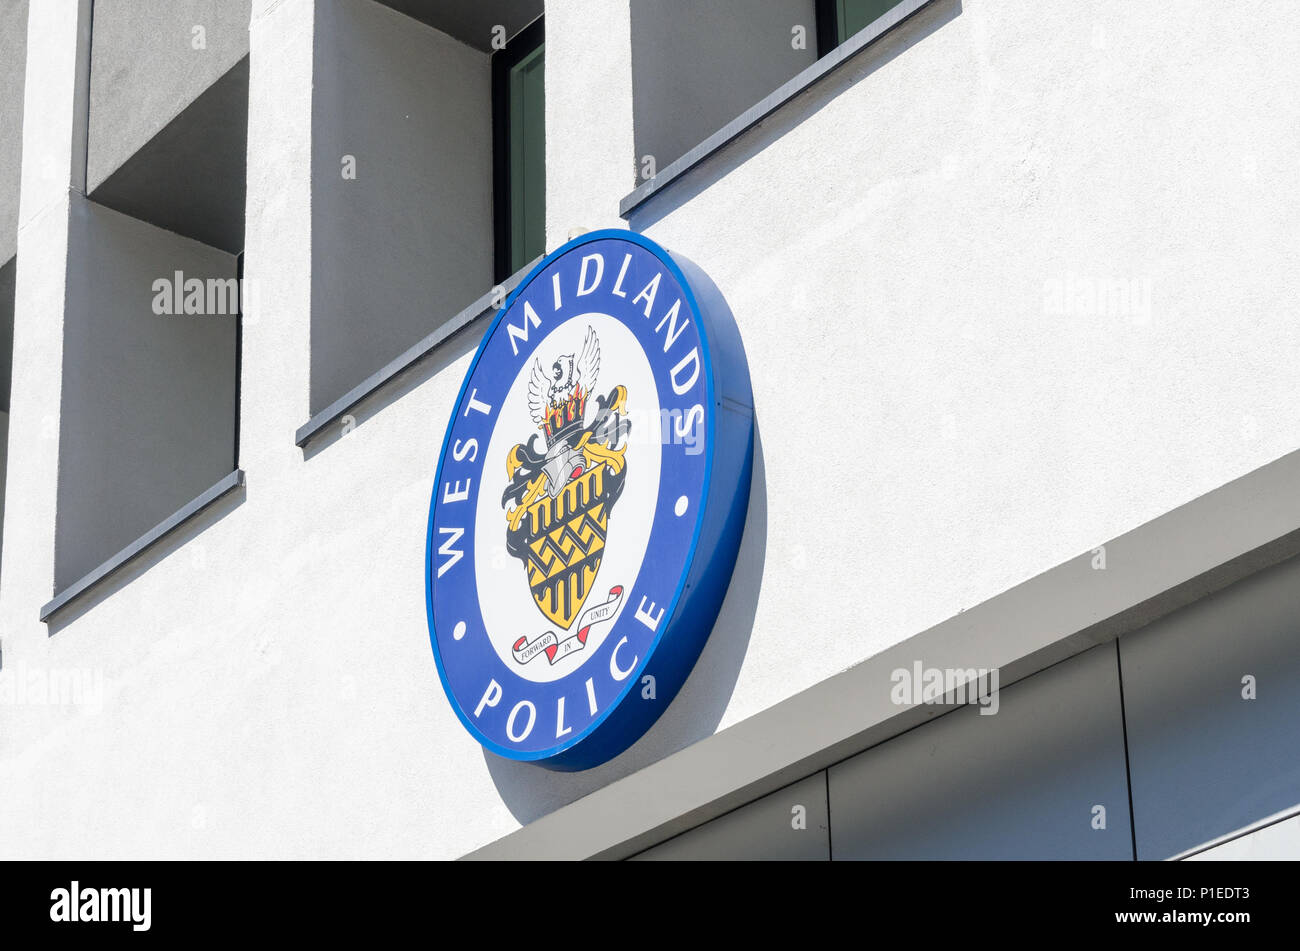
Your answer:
453,621 -> 466,640
674,496 -> 688,517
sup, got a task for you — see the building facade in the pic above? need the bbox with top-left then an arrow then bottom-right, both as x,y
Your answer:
1,0 -> 1298,859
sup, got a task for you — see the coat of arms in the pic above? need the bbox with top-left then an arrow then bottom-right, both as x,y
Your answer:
502,327 -> 631,665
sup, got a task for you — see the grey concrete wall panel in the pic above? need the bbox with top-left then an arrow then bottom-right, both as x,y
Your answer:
1121,554 -> 1300,860
88,56 -> 247,254
827,644 -> 1133,859
633,771 -> 829,860
86,0 -> 252,192
0,0 -> 29,263
629,0 -> 817,174
375,0 -> 541,50
56,195 -> 237,590
310,0 -> 493,414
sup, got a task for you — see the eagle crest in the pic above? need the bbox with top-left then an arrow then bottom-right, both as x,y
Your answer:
527,326 -> 600,427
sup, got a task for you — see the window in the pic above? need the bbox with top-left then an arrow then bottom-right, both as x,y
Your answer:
816,0 -> 907,55
298,0 -> 541,436
308,0 -> 496,417
493,17 -> 546,282
55,196 -> 241,595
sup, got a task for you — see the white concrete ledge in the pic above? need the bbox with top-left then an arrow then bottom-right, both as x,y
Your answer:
618,0 -> 939,218
39,468 -> 246,622
294,256 -> 541,448
465,448 -> 1300,859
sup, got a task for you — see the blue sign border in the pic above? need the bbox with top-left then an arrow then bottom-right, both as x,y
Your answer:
424,230 -> 753,771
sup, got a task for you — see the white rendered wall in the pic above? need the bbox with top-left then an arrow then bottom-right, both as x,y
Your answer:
0,0 -> 86,855
0,0 -> 1298,859
627,0 -> 1300,732
0,0 -> 29,264
544,0 -> 634,241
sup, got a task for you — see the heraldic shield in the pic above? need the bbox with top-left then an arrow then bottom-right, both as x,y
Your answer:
502,327 -> 631,630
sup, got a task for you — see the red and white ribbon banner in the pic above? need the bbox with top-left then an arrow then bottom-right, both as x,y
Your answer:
512,585 -> 625,666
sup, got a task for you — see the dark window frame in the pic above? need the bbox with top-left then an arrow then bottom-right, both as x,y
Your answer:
816,0 -> 907,56
492,16 -> 545,284
814,0 -> 841,57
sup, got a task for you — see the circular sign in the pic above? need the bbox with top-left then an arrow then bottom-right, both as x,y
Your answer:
425,231 -> 753,771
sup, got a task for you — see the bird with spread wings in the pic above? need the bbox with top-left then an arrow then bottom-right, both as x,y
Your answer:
527,325 -> 600,430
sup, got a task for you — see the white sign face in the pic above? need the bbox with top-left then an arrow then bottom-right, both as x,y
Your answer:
473,314 -> 662,684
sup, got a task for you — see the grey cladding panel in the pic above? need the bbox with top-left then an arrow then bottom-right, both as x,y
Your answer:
1121,554 -> 1300,860
828,644 -> 1133,859
632,772 -> 830,860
